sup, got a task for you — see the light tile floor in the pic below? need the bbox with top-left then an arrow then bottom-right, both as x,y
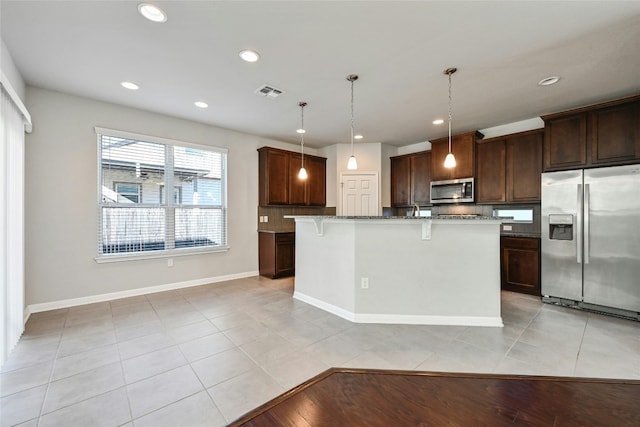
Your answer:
1,276 -> 639,426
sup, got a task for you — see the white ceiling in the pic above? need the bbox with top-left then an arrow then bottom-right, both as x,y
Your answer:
2,1 -> 640,148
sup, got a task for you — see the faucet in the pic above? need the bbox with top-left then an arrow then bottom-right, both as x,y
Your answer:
411,203 -> 420,217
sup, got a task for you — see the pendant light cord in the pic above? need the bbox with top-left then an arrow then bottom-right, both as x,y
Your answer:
345,74 -> 359,170
300,103 -> 305,167
448,71 -> 452,153
350,78 -> 355,156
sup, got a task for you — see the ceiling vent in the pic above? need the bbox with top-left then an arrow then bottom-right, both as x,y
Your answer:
254,84 -> 284,99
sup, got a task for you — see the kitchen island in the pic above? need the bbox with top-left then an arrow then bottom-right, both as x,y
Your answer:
288,216 -> 504,327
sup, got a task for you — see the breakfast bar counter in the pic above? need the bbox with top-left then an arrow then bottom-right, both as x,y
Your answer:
287,216 -> 504,327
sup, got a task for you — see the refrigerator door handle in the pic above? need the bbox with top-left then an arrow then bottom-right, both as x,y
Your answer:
576,184 -> 582,264
584,183 -> 590,264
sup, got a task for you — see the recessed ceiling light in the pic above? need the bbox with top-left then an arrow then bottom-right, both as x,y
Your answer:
121,81 -> 140,90
239,49 -> 260,63
538,76 -> 560,86
194,101 -> 208,109
354,134 -> 363,140
138,3 -> 167,23
432,119 -> 444,125
296,128 -> 306,134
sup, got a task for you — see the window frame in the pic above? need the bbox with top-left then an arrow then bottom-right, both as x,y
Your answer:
159,184 -> 182,204
493,208 -> 534,223
114,182 -> 142,204
95,127 -> 229,263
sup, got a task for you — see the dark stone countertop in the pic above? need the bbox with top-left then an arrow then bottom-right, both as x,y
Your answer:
285,215 -> 503,220
500,232 -> 541,238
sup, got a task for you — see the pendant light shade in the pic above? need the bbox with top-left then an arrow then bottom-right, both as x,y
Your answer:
444,152 -> 456,168
347,74 -> 359,170
298,166 -> 308,179
297,101 -> 308,180
347,155 -> 358,170
444,67 -> 457,169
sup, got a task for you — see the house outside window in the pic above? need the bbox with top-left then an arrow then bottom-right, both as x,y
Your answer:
114,182 -> 141,203
96,127 -> 228,259
159,185 -> 182,204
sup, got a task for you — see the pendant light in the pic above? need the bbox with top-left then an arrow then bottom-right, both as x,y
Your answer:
443,67 -> 457,169
297,101 -> 308,180
346,74 -> 359,170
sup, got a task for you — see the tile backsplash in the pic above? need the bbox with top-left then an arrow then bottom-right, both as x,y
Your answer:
257,206 -> 336,232
391,204 -> 541,236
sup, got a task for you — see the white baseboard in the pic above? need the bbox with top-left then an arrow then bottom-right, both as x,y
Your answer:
294,291 -> 503,327
26,270 -> 259,314
352,313 -> 504,327
293,291 -> 356,321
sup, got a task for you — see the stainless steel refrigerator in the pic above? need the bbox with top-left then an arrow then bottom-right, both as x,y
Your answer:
541,164 -> 640,319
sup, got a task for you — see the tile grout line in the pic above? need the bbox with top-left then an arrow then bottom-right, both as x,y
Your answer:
492,302 -> 543,373
171,317 -> 228,424
35,313 -> 67,426
573,313 -> 590,376
193,300 -> 291,424
114,307 -> 135,427
37,302 -> 128,424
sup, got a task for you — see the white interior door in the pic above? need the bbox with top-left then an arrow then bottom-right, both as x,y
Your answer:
341,172 -> 379,216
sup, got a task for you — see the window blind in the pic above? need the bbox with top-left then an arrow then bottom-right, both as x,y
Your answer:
1,83 -> 27,367
97,130 -> 227,258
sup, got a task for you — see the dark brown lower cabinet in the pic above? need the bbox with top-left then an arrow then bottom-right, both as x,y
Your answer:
259,232 -> 295,279
500,236 -> 540,296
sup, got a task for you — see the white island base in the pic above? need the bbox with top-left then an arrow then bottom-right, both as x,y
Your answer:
290,216 -> 504,327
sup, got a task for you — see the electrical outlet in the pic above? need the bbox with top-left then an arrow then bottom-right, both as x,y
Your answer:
503,225 -> 513,231
259,216 -> 264,223
361,277 -> 369,289
264,216 -> 268,223
167,258 -> 173,267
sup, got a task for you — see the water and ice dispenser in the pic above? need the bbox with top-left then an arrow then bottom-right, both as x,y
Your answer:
549,214 -> 573,240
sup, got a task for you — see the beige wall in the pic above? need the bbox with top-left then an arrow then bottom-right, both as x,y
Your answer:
24,87 -> 303,306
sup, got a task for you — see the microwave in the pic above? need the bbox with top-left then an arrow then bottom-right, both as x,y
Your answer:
430,177 -> 474,204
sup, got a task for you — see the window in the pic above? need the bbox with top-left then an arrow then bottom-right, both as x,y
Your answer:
114,182 -> 141,203
159,185 -> 182,204
493,208 -> 534,223
96,127 -> 227,259
405,208 -> 432,217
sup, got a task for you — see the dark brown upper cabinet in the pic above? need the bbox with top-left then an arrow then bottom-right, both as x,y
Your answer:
543,95 -> 640,172
590,100 -> 640,165
258,146 -> 326,206
411,151 -> 432,205
288,153 -> 306,206
391,154 -> 411,207
476,139 -> 507,203
430,131 -> 483,181
477,130 -> 543,204
305,155 -> 327,206
259,148 -> 289,205
391,151 -> 431,207
507,130 -> 543,203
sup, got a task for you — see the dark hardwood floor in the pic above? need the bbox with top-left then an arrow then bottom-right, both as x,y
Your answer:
229,368 -> 640,426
